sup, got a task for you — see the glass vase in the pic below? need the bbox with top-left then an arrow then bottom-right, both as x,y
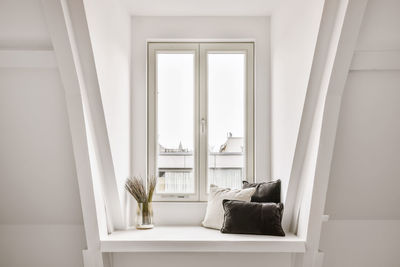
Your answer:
136,202 -> 154,229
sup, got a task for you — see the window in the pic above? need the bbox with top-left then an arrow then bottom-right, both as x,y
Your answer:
148,43 -> 254,201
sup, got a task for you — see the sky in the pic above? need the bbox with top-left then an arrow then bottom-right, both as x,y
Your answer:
157,53 -> 245,152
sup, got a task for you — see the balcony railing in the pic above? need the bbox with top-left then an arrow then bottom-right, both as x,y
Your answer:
156,152 -> 244,193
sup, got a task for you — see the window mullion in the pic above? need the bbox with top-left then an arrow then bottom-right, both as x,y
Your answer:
199,44 -> 208,201
194,44 -> 201,201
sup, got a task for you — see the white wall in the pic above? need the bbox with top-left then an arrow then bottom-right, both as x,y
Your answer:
83,0 -> 132,219
325,71 -> 400,220
0,68 -> 83,225
321,0 -> 400,266
0,0 -> 51,50
125,15 -> 281,267
112,252 -> 292,267
0,1 -> 86,266
270,0 -> 325,201
131,16 -> 271,181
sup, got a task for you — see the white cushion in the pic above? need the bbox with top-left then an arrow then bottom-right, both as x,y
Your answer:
202,184 -> 256,230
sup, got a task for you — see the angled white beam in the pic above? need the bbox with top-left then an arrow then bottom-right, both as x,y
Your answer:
282,0 -> 344,232
283,0 -> 367,231
286,0 -> 368,266
41,0 -> 124,233
41,0 -> 103,249
302,1 -> 368,266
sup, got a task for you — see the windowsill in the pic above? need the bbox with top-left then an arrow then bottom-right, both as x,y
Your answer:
100,226 -> 306,253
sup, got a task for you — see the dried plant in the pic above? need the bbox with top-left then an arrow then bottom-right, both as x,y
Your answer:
147,175 -> 157,203
125,176 -> 157,203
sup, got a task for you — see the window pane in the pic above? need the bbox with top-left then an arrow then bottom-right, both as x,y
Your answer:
156,53 -> 195,194
207,53 -> 245,190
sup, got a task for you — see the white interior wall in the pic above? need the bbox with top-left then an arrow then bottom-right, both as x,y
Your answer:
112,252 -> 292,267
0,0 -> 51,50
0,1 -> 86,266
131,16 -> 271,182
320,0 -> 400,266
123,15 -> 286,267
270,0 -> 325,202
130,16 -> 271,226
325,71 -> 400,220
83,0 -> 132,222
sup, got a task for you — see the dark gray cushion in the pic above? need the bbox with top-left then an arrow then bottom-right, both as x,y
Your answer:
242,179 -> 281,203
221,200 -> 285,236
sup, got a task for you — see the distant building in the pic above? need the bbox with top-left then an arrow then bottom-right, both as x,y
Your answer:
159,141 -> 190,153
157,134 -> 245,193
219,133 -> 243,153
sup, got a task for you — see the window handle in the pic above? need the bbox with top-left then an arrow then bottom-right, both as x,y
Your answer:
201,118 -> 206,134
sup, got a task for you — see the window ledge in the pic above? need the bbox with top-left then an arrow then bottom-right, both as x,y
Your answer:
100,226 -> 306,253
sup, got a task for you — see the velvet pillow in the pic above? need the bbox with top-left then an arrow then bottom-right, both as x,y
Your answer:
242,179 -> 281,203
221,200 -> 285,236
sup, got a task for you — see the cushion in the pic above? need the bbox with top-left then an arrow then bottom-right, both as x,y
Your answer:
242,179 -> 281,203
221,200 -> 285,236
202,185 -> 256,230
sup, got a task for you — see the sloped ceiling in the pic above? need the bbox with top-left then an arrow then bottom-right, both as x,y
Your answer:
120,0 -> 281,16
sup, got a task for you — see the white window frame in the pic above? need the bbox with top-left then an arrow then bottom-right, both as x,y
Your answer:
148,42 -> 254,202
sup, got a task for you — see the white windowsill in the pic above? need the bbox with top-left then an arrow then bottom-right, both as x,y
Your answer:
100,226 -> 306,253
